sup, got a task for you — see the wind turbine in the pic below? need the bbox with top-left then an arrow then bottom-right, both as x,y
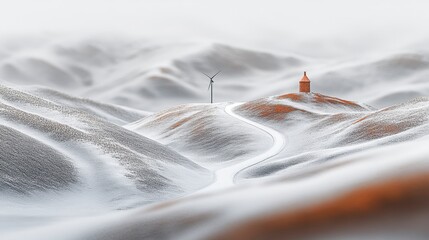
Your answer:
202,70 -> 221,104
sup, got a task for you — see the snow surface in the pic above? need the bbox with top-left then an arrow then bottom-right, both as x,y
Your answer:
235,93 -> 429,183
126,103 -> 272,169
0,85 -> 212,236
13,138 -> 429,240
1,33 -> 429,239
2,81 -> 429,239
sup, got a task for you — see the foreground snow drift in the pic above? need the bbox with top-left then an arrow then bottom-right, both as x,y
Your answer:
0,124 -> 78,193
27,138 -> 429,240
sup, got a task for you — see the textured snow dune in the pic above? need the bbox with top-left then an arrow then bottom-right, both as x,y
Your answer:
0,124 -> 78,194
0,85 -> 211,198
27,87 -> 151,125
0,85 -> 211,234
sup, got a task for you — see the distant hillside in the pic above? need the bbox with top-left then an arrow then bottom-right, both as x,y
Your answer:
2,37 -> 429,112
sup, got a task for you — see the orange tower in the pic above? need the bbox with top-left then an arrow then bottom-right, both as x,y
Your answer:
299,71 -> 311,93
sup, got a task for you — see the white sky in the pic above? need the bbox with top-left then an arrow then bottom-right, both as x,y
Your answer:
0,0 -> 428,57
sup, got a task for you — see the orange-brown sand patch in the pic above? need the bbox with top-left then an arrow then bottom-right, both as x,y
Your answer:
314,93 -> 361,107
277,93 -> 304,101
240,101 -> 303,120
149,105 -> 210,127
150,108 -> 187,126
353,115 -> 370,124
329,113 -> 352,122
362,122 -> 408,138
168,116 -> 193,130
212,173 -> 429,240
189,115 -> 213,139
308,114 -> 354,131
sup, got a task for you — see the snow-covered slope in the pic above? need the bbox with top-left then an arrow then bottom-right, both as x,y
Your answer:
26,138 -> 429,240
2,37 -> 429,112
314,53 -> 429,107
26,87 -> 151,125
235,93 -> 429,181
0,38 -> 304,111
2,87 -> 429,240
0,84 -> 211,219
126,103 -> 272,169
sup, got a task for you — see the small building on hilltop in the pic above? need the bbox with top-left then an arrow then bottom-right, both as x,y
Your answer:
299,71 -> 311,93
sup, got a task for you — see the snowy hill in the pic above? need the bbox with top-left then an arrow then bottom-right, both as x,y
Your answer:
2,37 -> 429,112
234,93 -> 429,182
14,93 -> 428,240
0,85 -> 211,220
126,103 -> 272,169
1,85 -> 429,239
0,39 -> 304,111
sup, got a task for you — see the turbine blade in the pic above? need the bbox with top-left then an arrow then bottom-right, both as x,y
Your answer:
201,71 -> 211,79
211,70 -> 221,79
207,82 -> 212,90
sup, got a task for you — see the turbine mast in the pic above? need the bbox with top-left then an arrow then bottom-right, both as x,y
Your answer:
211,81 -> 213,104
202,71 -> 221,104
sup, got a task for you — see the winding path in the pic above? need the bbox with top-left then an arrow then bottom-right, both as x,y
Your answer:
194,102 -> 286,194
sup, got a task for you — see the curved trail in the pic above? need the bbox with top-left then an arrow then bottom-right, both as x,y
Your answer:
194,102 -> 286,195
